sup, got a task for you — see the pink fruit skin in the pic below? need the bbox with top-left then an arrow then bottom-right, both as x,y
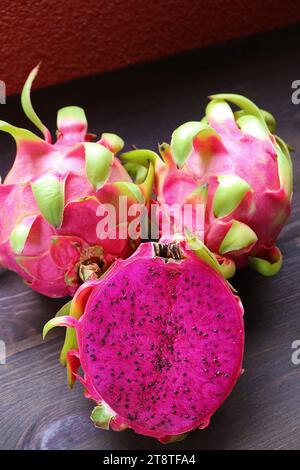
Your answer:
164,138 -> 288,266
46,242 -> 244,441
0,68 -> 138,298
0,134 -> 135,297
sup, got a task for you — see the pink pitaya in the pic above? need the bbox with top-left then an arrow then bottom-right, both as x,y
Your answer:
122,94 -> 293,277
44,240 -> 244,442
0,66 -> 153,297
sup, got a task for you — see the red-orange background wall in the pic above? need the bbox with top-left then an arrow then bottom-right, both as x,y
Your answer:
1,0 -> 300,95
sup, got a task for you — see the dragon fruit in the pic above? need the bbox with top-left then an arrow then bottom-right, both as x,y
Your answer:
0,66 -> 153,297
122,94 -> 293,277
44,239 -> 244,442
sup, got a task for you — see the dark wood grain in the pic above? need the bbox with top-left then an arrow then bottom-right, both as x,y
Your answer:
0,25 -> 300,450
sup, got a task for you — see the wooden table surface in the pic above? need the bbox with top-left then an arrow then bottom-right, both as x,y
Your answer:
0,25 -> 299,450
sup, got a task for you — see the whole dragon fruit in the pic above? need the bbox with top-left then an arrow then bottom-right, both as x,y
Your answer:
44,239 -> 244,442
122,94 -> 293,277
0,66 -> 153,297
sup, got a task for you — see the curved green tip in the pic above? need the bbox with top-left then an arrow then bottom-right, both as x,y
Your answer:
66,361 -> 75,388
56,301 -> 78,367
112,181 -> 144,204
57,301 -> 78,367
21,65 -> 52,143
124,162 -> 148,184
185,231 -> 224,277
220,220 -> 258,254
275,135 -> 293,167
249,247 -> 282,276
159,142 -> 176,168
218,257 -> 236,279
0,120 -> 42,143
60,329 -> 78,366
138,162 -> 154,202
31,173 -> 65,228
260,109 -> 276,133
185,183 -> 208,205
275,141 -> 293,198
57,106 -> 87,131
55,300 -> 72,319
206,99 -> 234,123
213,175 -> 252,218
234,108 -> 276,134
237,115 -> 269,140
171,121 -> 205,167
121,149 -> 159,168
43,315 -> 74,340
209,93 -> 268,132
84,142 -> 113,190
9,218 -> 34,254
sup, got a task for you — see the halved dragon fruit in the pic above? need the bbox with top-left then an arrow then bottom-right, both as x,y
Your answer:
122,94 -> 293,277
0,66 -> 153,297
44,240 -> 244,442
